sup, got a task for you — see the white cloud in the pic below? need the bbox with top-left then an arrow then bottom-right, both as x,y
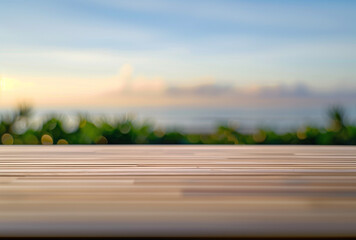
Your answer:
115,64 -> 166,94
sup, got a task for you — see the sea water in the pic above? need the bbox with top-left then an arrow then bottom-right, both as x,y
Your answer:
12,105 -> 354,134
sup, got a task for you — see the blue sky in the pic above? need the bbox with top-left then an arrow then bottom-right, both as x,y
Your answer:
0,0 -> 355,107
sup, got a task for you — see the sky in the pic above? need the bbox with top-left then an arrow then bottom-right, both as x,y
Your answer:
0,0 -> 356,108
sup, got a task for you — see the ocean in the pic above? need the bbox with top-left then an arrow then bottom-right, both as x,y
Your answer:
11,105 -> 353,134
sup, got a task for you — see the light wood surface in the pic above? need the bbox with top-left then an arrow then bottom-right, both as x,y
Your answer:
1,145 -> 356,237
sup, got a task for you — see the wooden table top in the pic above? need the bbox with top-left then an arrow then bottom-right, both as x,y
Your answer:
1,145 -> 356,238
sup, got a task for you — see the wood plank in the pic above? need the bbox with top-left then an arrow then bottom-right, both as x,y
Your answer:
0,146 -> 356,237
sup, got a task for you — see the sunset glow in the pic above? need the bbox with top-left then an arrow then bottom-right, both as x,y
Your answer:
0,0 -> 355,109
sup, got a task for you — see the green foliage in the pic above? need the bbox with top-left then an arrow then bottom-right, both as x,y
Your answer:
0,106 -> 355,145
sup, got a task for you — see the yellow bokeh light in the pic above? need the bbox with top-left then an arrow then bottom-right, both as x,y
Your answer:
57,139 -> 68,144
297,128 -> 307,140
1,133 -> 14,145
96,136 -> 108,144
253,131 -> 266,143
41,134 -> 53,145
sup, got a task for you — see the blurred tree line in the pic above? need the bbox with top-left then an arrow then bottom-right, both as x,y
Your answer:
0,105 -> 355,145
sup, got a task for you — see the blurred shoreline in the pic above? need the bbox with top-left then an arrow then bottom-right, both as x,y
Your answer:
0,105 -> 355,145
1,105 -> 355,134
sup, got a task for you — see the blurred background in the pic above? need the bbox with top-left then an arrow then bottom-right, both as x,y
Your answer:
1,0 -> 356,144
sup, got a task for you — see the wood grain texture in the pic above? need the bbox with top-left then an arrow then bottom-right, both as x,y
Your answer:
0,145 -> 356,237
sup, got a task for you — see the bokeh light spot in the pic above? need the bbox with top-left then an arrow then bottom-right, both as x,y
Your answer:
253,131 -> 266,143
1,133 -> 14,145
154,129 -> 165,138
297,128 -> 307,140
96,136 -> 108,144
57,139 -> 68,144
119,124 -> 131,134
41,134 -> 53,145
